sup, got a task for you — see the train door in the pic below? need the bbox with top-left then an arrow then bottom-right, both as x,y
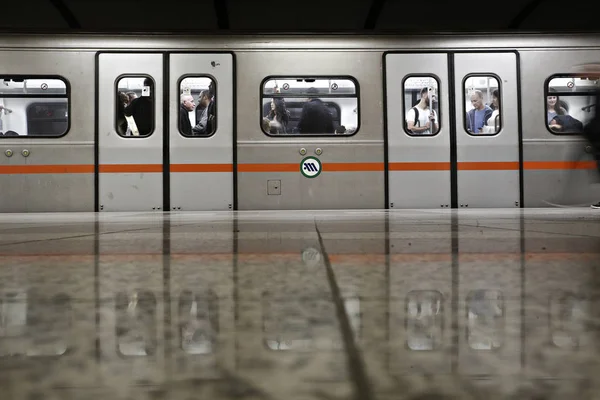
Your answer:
98,53 -> 164,211
169,53 -> 234,211
385,53 -> 452,208
454,52 -> 520,208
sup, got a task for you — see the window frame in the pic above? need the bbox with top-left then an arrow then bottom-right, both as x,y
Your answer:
462,73 -> 503,137
0,75 -> 70,139
544,73 -> 598,136
176,74 -> 217,138
401,74 -> 442,137
114,74 -> 156,138
259,75 -> 361,137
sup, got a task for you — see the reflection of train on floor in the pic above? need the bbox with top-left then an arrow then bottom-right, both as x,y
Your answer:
0,33 -> 599,212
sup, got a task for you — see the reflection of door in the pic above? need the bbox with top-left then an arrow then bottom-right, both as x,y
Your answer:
98,53 -> 163,211
169,53 -> 234,211
385,53 -> 451,208
455,53 -> 520,208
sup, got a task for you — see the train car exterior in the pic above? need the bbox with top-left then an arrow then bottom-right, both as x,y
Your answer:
0,33 -> 599,212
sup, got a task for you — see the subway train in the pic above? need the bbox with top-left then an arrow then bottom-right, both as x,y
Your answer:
0,32 -> 599,212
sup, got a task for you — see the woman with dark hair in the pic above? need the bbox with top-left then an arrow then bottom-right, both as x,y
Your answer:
547,87 -> 568,124
482,89 -> 501,133
266,98 -> 290,134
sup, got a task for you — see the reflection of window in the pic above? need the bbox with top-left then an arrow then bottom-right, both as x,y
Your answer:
260,77 -> 359,136
178,76 -> 216,137
464,75 -> 501,135
549,291 -> 587,349
0,290 -> 71,357
179,290 -> 218,354
406,290 -> 443,350
545,75 -> 598,135
0,76 -> 69,138
262,292 -> 343,351
115,291 -> 157,356
116,76 -> 155,137
466,290 -> 504,350
403,76 -> 440,136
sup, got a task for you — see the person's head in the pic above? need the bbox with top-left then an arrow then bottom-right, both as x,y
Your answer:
547,87 -> 564,114
470,90 -> 484,110
420,87 -> 429,101
306,87 -> 319,100
492,89 -> 500,110
119,91 -> 128,105
208,81 -> 215,99
180,94 -> 195,111
198,90 -> 211,108
126,92 -> 137,102
270,98 -> 288,124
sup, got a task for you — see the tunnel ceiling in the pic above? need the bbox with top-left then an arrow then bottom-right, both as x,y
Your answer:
1,0 -> 599,33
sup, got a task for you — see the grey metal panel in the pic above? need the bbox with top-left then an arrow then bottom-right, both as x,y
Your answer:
236,51 -> 384,210
98,53 -> 163,212
455,53 -> 520,208
519,50 -> 600,207
0,51 -> 95,212
522,141 -> 600,207
170,174 -> 233,211
2,33 -> 600,52
169,53 -> 233,211
385,53 -> 451,209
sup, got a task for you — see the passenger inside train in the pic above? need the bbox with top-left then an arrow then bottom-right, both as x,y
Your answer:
464,76 -> 501,134
261,78 -> 358,135
178,76 -> 216,137
404,77 -> 439,135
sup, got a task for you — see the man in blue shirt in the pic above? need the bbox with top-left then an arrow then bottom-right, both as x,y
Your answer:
466,90 -> 493,134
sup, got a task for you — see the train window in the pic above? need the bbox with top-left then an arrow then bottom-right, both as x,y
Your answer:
466,290 -> 504,350
545,75 -> 599,135
406,290 -> 443,350
463,75 -> 501,136
178,76 -> 216,137
178,290 -> 219,354
116,76 -> 155,137
260,77 -> 359,136
403,76 -> 441,136
0,77 -> 69,138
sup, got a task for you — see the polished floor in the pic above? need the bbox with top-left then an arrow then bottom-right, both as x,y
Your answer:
0,209 -> 599,399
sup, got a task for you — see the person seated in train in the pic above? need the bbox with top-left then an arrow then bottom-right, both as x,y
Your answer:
297,87 -> 334,134
548,114 -> 583,133
481,89 -> 501,134
466,90 -> 493,134
179,94 -> 195,136
123,78 -> 153,136
265,98 -> 290,134
547,88 -> 568,124
192,90 -> 214,136
406,87 -> 438,135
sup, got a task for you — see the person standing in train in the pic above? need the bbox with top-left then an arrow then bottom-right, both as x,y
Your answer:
179,94 -> 195,136
406,87 -> 438,135
466,90 -> 493,134
124,78 -> 153,136
192,90 -> 213,136
297,87 -> 334,134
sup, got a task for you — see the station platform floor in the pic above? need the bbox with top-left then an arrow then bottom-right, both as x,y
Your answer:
0,209 -> 599,399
